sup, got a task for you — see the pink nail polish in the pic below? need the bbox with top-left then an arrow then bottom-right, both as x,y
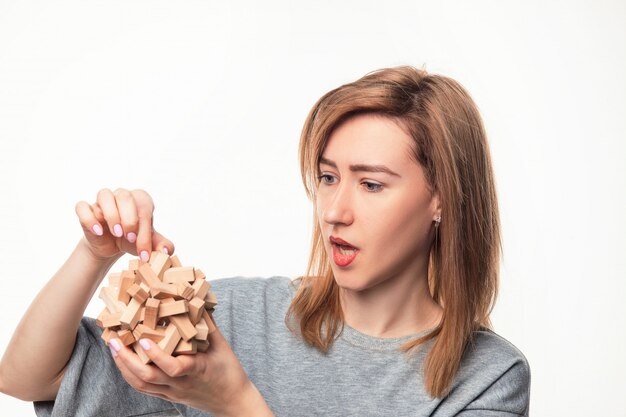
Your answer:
162,247 -> 169,255
92,224 -> 103,236
127,232 -> 137,243
109,345 -> 118,358
139,339 -> 151,350
113,224 -> 123,237
140,250 -> 149,262
109,339 -> 121,352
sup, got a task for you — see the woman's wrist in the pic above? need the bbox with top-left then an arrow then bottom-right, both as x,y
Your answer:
217,381 -> 274,417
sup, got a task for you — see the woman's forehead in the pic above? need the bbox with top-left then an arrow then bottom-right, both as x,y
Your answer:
320,113 -> 416,168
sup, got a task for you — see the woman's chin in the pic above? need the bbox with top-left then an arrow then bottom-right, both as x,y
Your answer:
332,272 -> 372,293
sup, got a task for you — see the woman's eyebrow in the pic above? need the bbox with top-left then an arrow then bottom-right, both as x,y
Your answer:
319,157 -> 401,177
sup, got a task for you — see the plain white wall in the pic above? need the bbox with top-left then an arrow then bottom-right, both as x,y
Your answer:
1,1 -> 625,415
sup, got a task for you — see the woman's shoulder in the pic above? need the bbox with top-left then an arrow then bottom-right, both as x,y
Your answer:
468,327 -> 529,364
451,328 -> 531,415
208,275 -> 296,299
207,275 -> 296,320
207,276 -> 297,349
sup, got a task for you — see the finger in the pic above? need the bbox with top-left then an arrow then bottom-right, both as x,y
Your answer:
91,203 -> 105,223
114,357 -> 174,402
131,190 -> 155,262
109,339 -> 172,387
96,188 -> 123,238
113,351 -> 166,396
75,201 -> 103,236
113,188 -> 139,244
136,339 -> 195,378
152,230 -> 175,256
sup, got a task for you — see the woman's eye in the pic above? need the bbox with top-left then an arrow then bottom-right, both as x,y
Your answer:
318,174 -> 336,184
363,181 -> 383,192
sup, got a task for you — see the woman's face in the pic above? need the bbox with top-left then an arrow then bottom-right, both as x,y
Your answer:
316,113 -> 439,293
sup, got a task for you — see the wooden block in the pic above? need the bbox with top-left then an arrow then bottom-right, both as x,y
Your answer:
194,318 -> 209,341
197,340 -> 210,352
188,297 -> 205,325
107,272 -> 122,288
151,283 -> 179,299
194,268 -> 206,280
144,298 -> 160,329
174,339 -> 197,355
202,310 -> 216,334
176,282 -> 195,301
107,285 -> 120,301
99,287 -> 125,314
127,283 -> 149,304
191,278 -> 210,300
204,291 -> 218,309
133,341 -> 151,364
149,251 -> 172,279
120,298 -> 142,330
170,255 -> 182,267
117,329 -> 136,346
133,323 -> 166,343
158,300 -> 189,318
158,324 -> 182,355
117,270 -> 135,304
101,328 -> 115,344
137,263 -> 163,288
169,313 -> 198,341
128,258 -> 146,271
96,308 -> 122,328
163,267 -> 195,284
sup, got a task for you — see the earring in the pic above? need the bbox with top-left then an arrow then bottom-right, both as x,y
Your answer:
434,215 -> 441,228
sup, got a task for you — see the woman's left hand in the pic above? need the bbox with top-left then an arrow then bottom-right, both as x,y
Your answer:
108,319 -> 274,417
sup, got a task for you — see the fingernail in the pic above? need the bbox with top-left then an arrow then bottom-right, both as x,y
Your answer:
113,224 -> 123,237
127,232 -> 137,243
140,250 -> 149,262
139,339 -> 151,350
162,247 -> 169,255
109,345 -> 118,357
109,339 -> 121,353
92,224 -> 103,236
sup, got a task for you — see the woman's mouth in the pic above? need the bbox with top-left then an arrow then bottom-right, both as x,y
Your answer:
330,236 -> 359,267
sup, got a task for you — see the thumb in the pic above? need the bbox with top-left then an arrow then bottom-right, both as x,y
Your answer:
152,229 -> 175,255
206,313 -> 230,350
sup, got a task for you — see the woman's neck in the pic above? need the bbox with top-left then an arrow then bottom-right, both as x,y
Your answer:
339,271 -> 442,339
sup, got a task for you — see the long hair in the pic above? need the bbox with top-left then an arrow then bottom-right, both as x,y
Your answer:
286,65 -> 501,398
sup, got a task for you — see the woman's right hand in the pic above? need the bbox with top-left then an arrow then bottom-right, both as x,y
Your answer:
74,188 -> 174,263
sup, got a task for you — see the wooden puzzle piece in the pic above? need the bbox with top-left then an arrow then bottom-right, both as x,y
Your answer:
96,251 -> 218,361
163,266 -> 195,284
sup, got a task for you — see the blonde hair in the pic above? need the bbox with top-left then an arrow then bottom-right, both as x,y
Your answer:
286,65 -> 500,398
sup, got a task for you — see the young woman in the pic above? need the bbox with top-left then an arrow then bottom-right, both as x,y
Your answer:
0,66 -> 530,416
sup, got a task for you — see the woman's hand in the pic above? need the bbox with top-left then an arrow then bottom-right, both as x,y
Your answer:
74,188 -> 174,263
108,318 -> 274,417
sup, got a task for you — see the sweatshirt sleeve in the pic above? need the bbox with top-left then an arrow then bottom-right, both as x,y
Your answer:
33,317 -> 179,417
456,355 -> 531,417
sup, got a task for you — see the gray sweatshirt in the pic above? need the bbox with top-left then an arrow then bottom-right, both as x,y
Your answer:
34,276 -> 530,416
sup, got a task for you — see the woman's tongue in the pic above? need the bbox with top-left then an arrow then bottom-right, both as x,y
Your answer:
333,243 -> 358,266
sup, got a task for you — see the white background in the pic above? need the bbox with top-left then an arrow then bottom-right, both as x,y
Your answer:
1,1 -> 625,415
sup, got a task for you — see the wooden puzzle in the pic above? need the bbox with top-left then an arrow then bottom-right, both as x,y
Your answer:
96,252 -> 217,364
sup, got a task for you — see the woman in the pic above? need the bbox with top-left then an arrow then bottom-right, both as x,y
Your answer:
0,66 -> 530,416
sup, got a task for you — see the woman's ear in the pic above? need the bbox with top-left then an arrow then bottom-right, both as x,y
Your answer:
430,190 -> 441,221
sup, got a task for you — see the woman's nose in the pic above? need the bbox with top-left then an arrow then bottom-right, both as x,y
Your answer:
321,183 -> 354,226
